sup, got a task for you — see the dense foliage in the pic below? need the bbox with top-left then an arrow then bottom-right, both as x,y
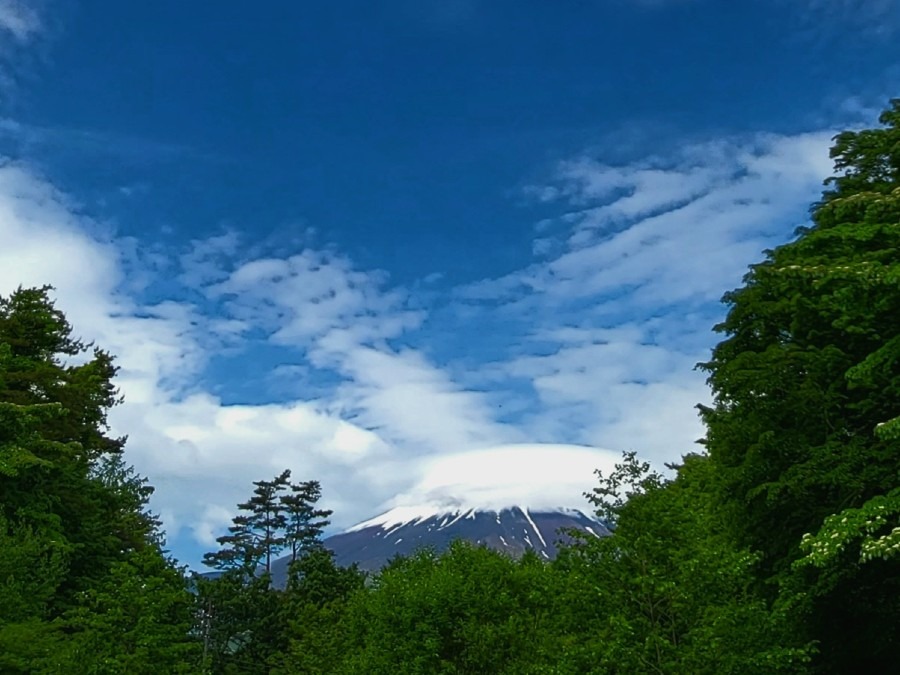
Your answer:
0,286 -> 198,673
1,101 -> 897,673
699,99 -> 900,671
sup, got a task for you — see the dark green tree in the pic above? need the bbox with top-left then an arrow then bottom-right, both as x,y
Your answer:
56,545 -> 199,673
698,100 -> 900,671
203,470 -> 291,575
202,514 -> 258,573
195,571 -> 278,675
553,453 -> 809,674
198,469 -> 334,673
246,469 -> 291,574
341,541 -> 561,674
0,286 -> 200,672
0,286 -> 123,458
281,478 -> 331,566
822,99 -> 900,202
272,548 -> 365,674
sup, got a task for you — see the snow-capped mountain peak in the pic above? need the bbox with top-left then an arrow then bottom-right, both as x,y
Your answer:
269,444 -> 618,582
322,504 -> 607,573
348,503 -> 597,534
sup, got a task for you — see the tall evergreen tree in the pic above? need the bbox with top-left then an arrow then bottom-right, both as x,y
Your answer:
198,470 -> 334,672
203,470 -> 292,574
245,470 -> 291,574
281,478 -> 331,565
0,286 -> 200,672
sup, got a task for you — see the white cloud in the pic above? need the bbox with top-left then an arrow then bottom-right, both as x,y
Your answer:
357,444 -> 621,527
491,325 -> 707,463
178,231 -> 241,288
109,393 -> 395,541
193,504 -> 236,548
458,130 -> 835,463
0,158 -> 522,561
0,160 -> 406,554
0,0 -> 40,43
329,346 -> 523,454
465,132 -> 832,310
208,249 -> 422,346
194,240 -> 520,457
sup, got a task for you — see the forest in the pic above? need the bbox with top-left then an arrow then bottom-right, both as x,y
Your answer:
1,102 -> 898,674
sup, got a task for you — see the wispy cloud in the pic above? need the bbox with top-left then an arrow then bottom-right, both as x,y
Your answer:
0,160 -> 400,554
793,0 -> 900,37
0,0 -> 44,98
0,118 -> 218,168
457,130 -> 834,461
465,132 -> 832,309
328,346 -> 523,454
207,250 -> 421,346
0,121 -> 839,565
0,0 -> 40,43
196,243 -> 520,455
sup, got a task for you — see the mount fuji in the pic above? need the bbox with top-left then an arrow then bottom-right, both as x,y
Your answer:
322,504 -> 608,572
272,444 -> 618,581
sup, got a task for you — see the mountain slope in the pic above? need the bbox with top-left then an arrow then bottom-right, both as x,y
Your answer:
271,506 -> 608,583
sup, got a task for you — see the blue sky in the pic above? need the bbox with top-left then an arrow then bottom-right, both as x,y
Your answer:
0,0 -> 898,567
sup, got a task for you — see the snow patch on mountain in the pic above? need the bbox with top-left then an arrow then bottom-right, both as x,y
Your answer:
349,504 -> 597,533
347,443 -> 617,532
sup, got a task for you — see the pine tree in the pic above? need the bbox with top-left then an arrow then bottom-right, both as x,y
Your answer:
0,286 -> 200,672
198,470 -> 333,672
202,470 -> 292,575
281,478 -> 331,565
245,470 -> 291,574
202,514 -> 259,573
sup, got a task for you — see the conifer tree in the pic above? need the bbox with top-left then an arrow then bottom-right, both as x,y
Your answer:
281,478 -> 331,565
0,287 -> 200,672
203,470 -> 293,574
198,470 -> 333,673
247,469 -> 291,574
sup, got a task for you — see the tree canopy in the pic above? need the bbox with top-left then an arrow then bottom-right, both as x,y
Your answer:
699,99 -> 900,670
0,286 -> 198,673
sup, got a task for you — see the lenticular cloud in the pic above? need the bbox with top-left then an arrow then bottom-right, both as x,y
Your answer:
369,444 -> 621,522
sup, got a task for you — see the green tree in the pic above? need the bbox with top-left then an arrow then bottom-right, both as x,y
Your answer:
282,478 -> 331,565
195,571 -> 278,675
553,453 -> 809,674
698,100 -> 900,671
198,469 -> 334,673
203,470 -> 328,576
822,99 -> 900,202
203,470 -> 290,575
0,287 -> 200,672
57,546 -> 199,673
342,541 -> 560,674
272,547 -> 365,674
0,286 -> 123,459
